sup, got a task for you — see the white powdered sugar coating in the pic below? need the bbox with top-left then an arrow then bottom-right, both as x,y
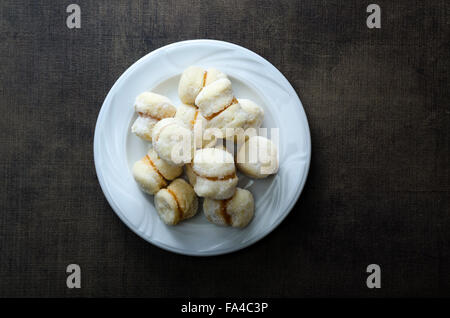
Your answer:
192,148 -> 235,178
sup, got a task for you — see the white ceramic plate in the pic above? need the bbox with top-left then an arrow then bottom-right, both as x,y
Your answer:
94,39 -> 311,256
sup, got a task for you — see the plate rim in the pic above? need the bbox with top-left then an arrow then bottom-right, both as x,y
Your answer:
93,39 -> 312,256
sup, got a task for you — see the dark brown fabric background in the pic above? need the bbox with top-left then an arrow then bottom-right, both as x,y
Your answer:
0,0 -> 449,297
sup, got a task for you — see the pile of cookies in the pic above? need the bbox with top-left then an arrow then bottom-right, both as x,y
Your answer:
131,66 -> 278,228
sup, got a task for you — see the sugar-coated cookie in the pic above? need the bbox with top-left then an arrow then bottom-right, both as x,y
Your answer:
178,66 -> 204,105
236,136 -> 279,178
132,148 -> 183,195
190,148 -> 238,199
146,148 -> 183,180
152,118 -> 194,166
184,145 -> 230,187
174,103 -> 215,148
155,178 -> 198,225
178,66 -> 228,105
174,103 -> 200,129
195,78 -> 235,119
206,102 -> 249,139
131,92 -> 176,141
204,67 -> 228,86
239,99 -> 264,130
203,188 -> 254,228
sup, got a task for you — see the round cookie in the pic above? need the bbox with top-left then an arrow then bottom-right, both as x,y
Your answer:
132,157 -> 166,195
203,188 -> 254,228
131,116 -> 158,142
178,66 -> 228,105
152,118 -> 194,166
204,67 -> 228,86
195,78 -> 235,119
174,103 -> 214,148
191,148 -> 238,199
132,149 -> 183,195
239,99 -> 264,130
131,92 -> 176,141
147,148 -> 183,180
154,178 -> 199,225
174,103 -> 199,129
236,136 -> 279,178
178,66 -> 205,105
206,102 -> 249,139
